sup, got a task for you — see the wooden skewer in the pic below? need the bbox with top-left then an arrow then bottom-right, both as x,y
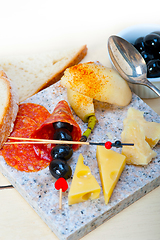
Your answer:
7,137 -> 89,145
6,136 -> 134,147
5,141 -> 58,145
59,189 -> 62,209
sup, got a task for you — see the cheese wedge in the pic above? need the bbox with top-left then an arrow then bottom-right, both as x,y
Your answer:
96,146 -> 126,204
121,119 -> 157,165
68,153 -> 101,205
123,107 -> 160,148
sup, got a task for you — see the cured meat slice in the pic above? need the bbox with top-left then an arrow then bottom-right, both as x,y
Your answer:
32,100 -> 82,153
1,103 -> 52,172
1,123 -> 51,172
17,103 -> 51,127
13,116 -> 37,131
1,101 -> 81,172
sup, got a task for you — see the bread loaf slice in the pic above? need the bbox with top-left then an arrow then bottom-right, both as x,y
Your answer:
0,70 -> 19,148
0,45 -> 87,102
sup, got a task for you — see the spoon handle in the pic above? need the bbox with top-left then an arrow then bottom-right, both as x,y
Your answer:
144,79 -> 160,97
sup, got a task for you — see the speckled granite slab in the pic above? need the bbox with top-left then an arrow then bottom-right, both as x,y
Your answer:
0,81 -> 160,240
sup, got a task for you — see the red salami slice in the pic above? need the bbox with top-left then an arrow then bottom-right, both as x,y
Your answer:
1,101 -> 81,172
13,116 -> 37,131
1,103 -> 52,172
17,103 -> 51,127
32,100 -> 82,154
1,123 -> 51,172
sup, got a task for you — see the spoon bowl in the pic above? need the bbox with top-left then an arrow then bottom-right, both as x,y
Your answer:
108,35 -> 160,97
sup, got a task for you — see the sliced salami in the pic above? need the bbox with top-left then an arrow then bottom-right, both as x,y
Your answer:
1,103 -> 52,172
1,101 -> 81,172
17,103 -> 51,127
13,116 -> 37,131
32,100 -> 82,151
1,122 -> 51,172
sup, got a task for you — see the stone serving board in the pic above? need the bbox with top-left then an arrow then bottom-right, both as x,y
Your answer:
0,81 -> 160,240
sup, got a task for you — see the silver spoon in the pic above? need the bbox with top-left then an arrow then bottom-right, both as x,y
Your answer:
108,35 -> 160,97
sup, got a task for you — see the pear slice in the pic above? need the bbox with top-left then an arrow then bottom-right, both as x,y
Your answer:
67,88 -> 95,123
62,62 -> 132,106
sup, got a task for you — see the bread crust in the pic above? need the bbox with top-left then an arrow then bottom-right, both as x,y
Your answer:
39,45 -> 88,91
0,45 -> 87,103
0,71 -> 19,148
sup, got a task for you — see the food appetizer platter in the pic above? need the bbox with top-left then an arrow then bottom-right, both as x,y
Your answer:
0,77 -> 160,240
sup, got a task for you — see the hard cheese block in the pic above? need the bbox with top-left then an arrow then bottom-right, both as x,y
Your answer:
68,153 -> 101,205
123,107 -> 160,148
121,119 -> 157,165
96,146 -> 126,204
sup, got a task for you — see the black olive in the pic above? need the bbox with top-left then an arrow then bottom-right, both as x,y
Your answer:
152,31 -> 160,36
53,128 -> 73,141
153,50 -> 160,60
134,37 -> 145,52
49,159 -> 72,180
133,32 -> 160,78
51,144 -> 73,161
52,121 -> 73,132
141,50 -> 155,63
147,59 -> 160,78
114,140 -> 122,148
144,33 -> 160,53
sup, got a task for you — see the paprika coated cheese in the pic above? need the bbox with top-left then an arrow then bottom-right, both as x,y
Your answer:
68,153 -> 101,205
96,146 -> 126,204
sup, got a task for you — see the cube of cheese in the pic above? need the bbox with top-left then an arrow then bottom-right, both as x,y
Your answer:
96,146 -> 126,204
68,153 -> 101,205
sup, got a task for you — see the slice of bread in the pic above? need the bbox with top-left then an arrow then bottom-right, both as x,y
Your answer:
0,70 -> 19,148
0,45 -> 87,102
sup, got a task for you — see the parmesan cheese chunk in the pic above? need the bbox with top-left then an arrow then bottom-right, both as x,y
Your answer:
121,119 -> 157,165
123,107 -> 160,148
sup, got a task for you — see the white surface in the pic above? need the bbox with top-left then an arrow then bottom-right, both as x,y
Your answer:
0,0 -> 159,55
0,1 -> 160,240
